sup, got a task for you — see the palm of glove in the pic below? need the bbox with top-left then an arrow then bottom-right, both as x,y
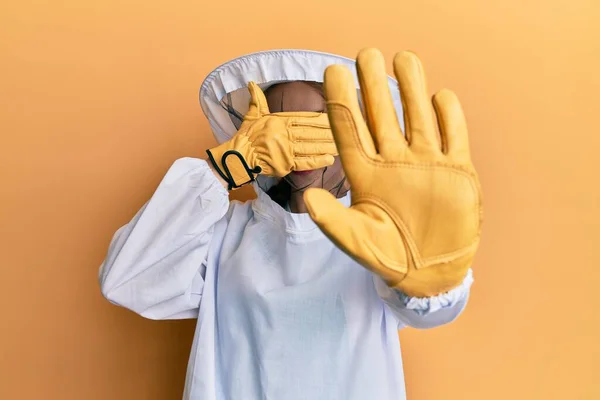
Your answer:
328,152 -> 481,298
304,49 -> 483,298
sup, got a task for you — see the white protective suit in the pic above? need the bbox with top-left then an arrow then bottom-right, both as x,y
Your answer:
99,49 -> 474,400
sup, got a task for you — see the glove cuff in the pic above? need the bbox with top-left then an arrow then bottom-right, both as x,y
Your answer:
206,144 -> 262,190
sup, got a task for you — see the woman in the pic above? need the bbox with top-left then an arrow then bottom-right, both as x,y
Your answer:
99,48 -> 480,400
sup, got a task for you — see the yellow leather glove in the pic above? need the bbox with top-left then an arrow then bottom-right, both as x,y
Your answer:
207,82 -> 337,190
304,49 -> 483,298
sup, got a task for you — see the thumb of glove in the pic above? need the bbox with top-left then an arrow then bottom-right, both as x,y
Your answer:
305,187 -> 410,287
246,82 -> 270,120
304,188 -> 363,253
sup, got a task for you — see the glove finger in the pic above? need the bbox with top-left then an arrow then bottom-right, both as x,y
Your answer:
246,82 -> 270,119
290,114 -> 334,140
287,112 -> 330,127
293,141 -> 338,156
392,51 -> 438,153
324,64 -> 378,159
294,155 -> 335,171
356,48 -> 406,157
292,127 -> 335,142
432,89 -> 471,163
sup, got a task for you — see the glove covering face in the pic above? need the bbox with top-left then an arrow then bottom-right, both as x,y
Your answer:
207,82 -> 338,190
304,49 -> 483,298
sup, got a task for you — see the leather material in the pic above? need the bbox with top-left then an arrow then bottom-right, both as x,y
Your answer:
207,82 -> 337,190
304,49 -> 483,297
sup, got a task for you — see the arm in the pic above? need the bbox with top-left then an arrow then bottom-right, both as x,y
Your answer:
375,269 -> 473,329
98,157 -> 230,320
101,82 -> 337,320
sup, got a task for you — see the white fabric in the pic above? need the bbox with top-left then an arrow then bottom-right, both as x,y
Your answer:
99,50 -> 473,400
99,158 -> 472,400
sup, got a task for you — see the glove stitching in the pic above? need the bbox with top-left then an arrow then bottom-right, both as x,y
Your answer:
290,122 -> 331,129
352,192 -> 417,267
292,138 -> 335,142
327,102 -> 482,265
354,190 -> 481,267
432,92 -> 449,154
362,236 -> 408,275
421,239 -> 480,266
328,102 -> 380,162
241,121 -> 284,177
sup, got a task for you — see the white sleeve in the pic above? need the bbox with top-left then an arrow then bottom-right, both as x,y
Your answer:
375,269 -> 474,329
98,157 -> 230,320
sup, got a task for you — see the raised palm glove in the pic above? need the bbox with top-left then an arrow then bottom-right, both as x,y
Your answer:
304,49 -> 483,298
207,82 -> 337,190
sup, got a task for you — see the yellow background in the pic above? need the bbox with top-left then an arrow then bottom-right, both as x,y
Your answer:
1,0 -> 599,399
